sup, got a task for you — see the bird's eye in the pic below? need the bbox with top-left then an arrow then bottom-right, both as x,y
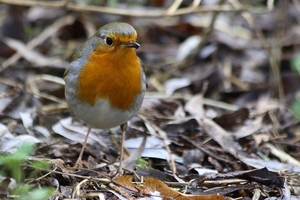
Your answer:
105,37 -> 113,45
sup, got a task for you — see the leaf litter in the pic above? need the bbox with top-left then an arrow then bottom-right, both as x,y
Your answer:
0,1 -> 300,199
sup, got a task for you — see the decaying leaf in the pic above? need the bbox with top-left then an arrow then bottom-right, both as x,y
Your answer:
115,175 -> 229,200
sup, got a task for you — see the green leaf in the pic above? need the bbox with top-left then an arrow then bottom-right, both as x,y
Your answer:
16,187 -> 55,200
291,98 -> 300,118
291,53 -> 300,74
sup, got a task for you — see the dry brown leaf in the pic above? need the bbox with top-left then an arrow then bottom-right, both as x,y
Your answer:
115,175 -> 228,199
199,118 -> 245,157
185,94 -> 205,117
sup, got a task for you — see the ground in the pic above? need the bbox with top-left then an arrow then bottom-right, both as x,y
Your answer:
0,1 -> 300,199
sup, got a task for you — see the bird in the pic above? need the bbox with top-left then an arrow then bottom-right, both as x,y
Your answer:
64,22 -> 146,172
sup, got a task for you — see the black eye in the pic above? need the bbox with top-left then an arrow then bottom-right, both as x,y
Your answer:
105,37 -> 113,45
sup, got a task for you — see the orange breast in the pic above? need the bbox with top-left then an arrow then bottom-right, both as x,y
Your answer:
76,48 -> 141,111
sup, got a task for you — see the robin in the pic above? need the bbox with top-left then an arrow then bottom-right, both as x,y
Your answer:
64,22 -> 146,171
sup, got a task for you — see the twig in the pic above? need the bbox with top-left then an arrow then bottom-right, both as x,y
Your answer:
264,143 -> 300,166
0,77 -> 23,98
0,14 -> 75,72
0,0 -> 250,17
269,0 -> 288,104
166,0 -> 183,14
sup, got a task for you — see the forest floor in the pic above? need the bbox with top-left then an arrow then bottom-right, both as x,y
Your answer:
0,1 -> 300,199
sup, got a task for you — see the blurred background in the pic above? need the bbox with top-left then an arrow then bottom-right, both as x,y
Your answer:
0,0 -> 300,199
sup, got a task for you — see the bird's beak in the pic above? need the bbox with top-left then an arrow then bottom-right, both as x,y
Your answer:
124,41 -> 140,49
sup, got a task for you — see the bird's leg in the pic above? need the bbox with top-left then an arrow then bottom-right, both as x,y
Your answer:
118,122 -> 127,173
74,127 -> 91,168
